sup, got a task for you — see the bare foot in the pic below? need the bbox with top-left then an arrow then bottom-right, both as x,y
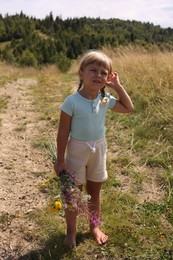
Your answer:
63,234 -> 76,249
91,227 -> 108,245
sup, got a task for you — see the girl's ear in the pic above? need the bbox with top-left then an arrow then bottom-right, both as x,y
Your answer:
107,72 -> 113,80
79,69 -> 83,80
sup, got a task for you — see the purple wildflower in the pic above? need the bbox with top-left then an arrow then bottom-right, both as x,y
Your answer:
58,170 -> 89,214
90,211 -> 101,227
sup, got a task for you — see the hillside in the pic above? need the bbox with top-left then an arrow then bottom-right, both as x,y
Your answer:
0,12 -> 173,70
0,46 -> 173,259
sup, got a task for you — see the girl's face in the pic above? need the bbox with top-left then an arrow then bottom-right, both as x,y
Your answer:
79,63 -> 109,91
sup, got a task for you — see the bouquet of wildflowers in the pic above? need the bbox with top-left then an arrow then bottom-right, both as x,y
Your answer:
49,170 -> 101,227
59,170 -> 90,213
49,170 -> 90,215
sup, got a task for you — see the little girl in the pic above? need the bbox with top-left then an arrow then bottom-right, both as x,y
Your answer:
54,49 -> 134,248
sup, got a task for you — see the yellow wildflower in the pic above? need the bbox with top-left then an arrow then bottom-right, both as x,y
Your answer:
67,204 -> 74,209
54,201 -> 62,210
48,201 -> 62,213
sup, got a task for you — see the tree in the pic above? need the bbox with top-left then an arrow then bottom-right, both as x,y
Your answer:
0,20 -> 6,41
55,52 -> 71,72
19,49 -> 37,67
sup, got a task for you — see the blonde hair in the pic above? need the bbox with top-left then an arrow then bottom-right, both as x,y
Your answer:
78,50 -> 113,97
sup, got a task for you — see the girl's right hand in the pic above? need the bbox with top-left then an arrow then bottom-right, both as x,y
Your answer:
54,161 -> 67,176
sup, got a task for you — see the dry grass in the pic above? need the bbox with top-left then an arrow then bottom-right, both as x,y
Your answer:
0,46 -> 173,259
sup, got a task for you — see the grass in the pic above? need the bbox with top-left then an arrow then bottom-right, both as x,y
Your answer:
0,46 -> 173,259
0,95 -> 10,112
0,94 -> 11,127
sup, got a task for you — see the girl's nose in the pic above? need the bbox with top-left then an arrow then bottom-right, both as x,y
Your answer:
96,71 -> 101,77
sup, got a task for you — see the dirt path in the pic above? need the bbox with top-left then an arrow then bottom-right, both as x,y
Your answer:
0,78 -> 52,259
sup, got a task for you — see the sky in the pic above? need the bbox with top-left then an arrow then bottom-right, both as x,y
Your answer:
0,0 -> 173,29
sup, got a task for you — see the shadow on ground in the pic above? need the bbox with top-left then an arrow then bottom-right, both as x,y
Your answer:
18,232 -> 91,260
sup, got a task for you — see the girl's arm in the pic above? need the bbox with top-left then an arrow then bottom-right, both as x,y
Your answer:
54,111 -> 72,175
107,72 -> 134,113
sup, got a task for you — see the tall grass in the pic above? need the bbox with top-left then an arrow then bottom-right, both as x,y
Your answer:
1,46 -> 173,259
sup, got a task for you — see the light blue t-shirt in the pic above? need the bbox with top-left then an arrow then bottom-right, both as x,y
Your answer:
61,91 -> 116,141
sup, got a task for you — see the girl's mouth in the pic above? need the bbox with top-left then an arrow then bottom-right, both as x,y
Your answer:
93,80 -> 101,83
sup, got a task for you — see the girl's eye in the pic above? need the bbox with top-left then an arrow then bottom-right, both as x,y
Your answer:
90,69 -> 108,76
101,72 -> 108,76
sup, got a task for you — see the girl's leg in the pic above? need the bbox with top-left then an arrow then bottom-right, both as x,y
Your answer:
64,209 -> 77,248
86,180 -> 108,245
63,184 -> 82,248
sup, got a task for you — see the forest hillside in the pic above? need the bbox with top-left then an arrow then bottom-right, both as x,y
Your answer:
0,12 -> 173,70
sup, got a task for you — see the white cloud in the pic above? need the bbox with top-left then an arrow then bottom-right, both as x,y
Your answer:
0,0 -> 173,28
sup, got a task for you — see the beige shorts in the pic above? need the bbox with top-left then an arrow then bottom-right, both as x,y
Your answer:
66,136 -> 107,184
